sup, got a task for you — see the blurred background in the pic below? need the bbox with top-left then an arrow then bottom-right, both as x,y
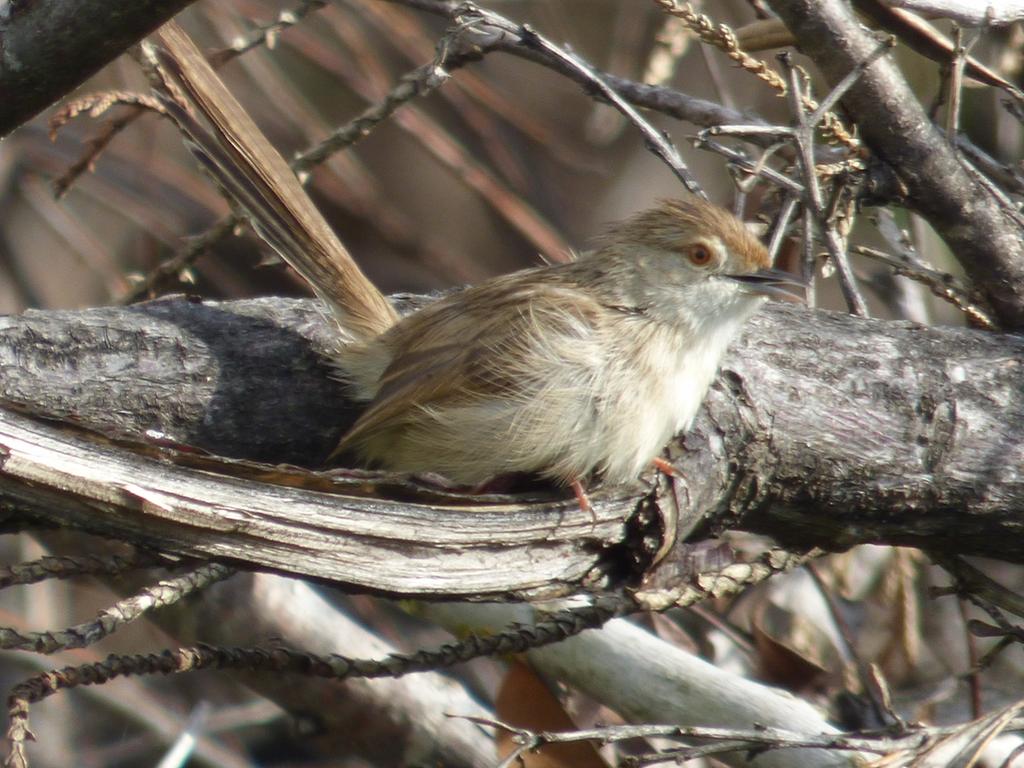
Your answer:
3,0 -> 1017,320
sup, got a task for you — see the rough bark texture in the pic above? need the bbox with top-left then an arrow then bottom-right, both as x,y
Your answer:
0,296 -> 1021,598
0,0 -> 196,137
692,305 -> 1024,556
767,0 -> 1024,329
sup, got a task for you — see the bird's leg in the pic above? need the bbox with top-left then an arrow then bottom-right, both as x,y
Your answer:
570,479 -> 593,514
652,456 -> 680,478
650,456 -> 681,566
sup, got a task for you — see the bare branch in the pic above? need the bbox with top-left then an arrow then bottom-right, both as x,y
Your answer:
0,564 -> 234,654
0,551 -> 166,589
4,598 -> 618,768
767,0 -> 1024,329
882,0 -> 1024,26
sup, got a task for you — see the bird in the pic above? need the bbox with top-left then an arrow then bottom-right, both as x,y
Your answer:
332,198 -> 796,490
148,25 -> 802,505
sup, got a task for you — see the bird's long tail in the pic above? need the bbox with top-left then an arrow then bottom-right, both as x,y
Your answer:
146,22 -> 398,343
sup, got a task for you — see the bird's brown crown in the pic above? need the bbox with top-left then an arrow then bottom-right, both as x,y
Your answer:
601,198 -> 770,272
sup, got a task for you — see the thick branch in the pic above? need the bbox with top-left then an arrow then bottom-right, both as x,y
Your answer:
0,297 -> 1021,588
767,0 -> 1024,329
0,404 -> 634,600
0,0 -> 197,137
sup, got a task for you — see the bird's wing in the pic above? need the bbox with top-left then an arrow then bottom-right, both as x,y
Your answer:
335,269 -> 607,456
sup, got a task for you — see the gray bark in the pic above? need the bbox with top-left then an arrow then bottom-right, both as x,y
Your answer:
0,296 -> 1021,599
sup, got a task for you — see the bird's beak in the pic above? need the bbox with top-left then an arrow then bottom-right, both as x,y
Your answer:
725,268 -> 807,302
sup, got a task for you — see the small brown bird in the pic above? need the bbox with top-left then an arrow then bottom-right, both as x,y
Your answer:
334,199 -> 795,488
150,25 -> 802,500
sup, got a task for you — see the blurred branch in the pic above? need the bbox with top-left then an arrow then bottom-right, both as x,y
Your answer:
0,0 -> 197,137
430,598 -> 862,768
5,596 -> 612,768
0,551 -> 166,588
47,0 -> 328,199
3,567 -> 497,768
876,0 -> 1024,26
0,564 -> 233,654
468,710 -> 1024,767
191,574 -> 496,767
291,9 -> 573,261
934,555 -> 1024,618
504,9 -> 704,196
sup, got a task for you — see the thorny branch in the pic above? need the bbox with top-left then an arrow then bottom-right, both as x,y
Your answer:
780,52 -> 869,316
31,0 -> 1024,326
692,36 -> 889,316
206,0 -> 328,67
0,545 -> 825,766
767,0 -> 1024,329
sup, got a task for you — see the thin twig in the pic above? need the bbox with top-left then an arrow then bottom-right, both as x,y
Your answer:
467,715 -> 946,763
291,26 -> 457,173
694,132 -> 804,193
654,0 -> 862,152
206,0 -> 327,67
0,552 -> 167,589
956,596 -> 984,719
806,561 -> 894,728
767,192 -> 800,261
801,203 -> 817,306
853,245 -> 995,329
50,0 -> 327,200
697,35 -> 892,314
779,52 -> 869,316
932,554 -> 1024,618
808,33 -> 895,123
0,564 -> 235,654
3,597 -> 623,767
119,214 -> 239,304
864,206 -> 996,328
944,26 -> 980,147
453,3 -> 703,196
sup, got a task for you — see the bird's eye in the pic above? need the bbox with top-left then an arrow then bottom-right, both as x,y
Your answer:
687,243 -> 714,267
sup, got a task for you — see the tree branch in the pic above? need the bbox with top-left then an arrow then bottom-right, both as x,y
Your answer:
0,0 -> 198,137
0,296 -> 1021,597
767,0 -> 1024,329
